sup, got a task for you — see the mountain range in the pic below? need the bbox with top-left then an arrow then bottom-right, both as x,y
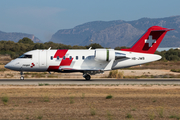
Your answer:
1,16 -> 180,48
50,15 -> 180,48
0,31 -> 41,43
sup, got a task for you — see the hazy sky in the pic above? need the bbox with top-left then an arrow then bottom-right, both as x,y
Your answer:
0,0 -> 179,42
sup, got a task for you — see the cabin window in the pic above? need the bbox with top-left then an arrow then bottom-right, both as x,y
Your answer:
63,56 -> 65,60
18,54 -> 32,58
76,56 -> 78,60
57,56 -> 59,60
82,56 -> 85,60
50,56 -> 53,60
69,56 -> 72,60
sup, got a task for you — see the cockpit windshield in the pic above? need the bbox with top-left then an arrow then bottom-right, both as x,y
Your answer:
18,54 -> 32,58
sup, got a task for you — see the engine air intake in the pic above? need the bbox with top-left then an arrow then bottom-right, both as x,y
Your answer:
94,49 -> 115,61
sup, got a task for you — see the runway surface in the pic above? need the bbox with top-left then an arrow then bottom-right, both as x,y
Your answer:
0,78 -> 180,85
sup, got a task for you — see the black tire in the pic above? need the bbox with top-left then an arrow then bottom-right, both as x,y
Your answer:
85,75 -> 91,80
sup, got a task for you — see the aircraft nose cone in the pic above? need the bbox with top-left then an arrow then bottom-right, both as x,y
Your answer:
4,61 -> 21,71
4,63 -> 11,69
4,61 -> 15,70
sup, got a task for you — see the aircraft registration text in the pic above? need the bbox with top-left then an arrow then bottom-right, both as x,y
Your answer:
131,57 -> 145,60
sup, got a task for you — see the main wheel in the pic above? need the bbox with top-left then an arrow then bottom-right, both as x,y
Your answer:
85,75 -> 91,80
20,76 -> 24,80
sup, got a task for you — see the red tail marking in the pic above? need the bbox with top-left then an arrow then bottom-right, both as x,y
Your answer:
121,26 -> 174,54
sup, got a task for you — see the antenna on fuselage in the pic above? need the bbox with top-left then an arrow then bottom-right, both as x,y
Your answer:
88,47 -> 92,50
48,47 -> 51,50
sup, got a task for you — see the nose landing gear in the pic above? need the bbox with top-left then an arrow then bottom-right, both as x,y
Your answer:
20,70 -> 24,80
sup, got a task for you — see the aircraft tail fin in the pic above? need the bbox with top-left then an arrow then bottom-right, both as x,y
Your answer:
121,26 -> 174,54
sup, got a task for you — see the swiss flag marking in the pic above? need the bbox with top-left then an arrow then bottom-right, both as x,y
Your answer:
145,35 -> 156,47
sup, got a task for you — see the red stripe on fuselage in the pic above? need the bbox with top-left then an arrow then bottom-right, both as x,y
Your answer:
47,66 -> 60,71
47,49 -> 73,71
60,58 -> 73,66
53,49 -> 68,58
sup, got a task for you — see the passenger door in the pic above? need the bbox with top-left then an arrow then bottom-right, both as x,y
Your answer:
39,50 -> 47,67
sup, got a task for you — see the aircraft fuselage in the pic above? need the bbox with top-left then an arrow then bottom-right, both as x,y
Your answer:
5,49 -> 161,72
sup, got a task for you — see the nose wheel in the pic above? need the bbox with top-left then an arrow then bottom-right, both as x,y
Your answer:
20,76 -> 24,80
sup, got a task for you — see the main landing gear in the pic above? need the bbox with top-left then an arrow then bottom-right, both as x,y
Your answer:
20,71 -> 24,80
83,70 -> 104,80
83,74 -> 91,80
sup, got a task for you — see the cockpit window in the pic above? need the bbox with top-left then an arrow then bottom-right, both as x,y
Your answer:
18,54 -> 32,58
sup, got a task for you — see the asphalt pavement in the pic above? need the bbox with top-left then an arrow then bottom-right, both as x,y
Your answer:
0,78 -> 180,85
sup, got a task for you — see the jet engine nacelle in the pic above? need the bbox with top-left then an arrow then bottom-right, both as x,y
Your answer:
94,49 -> 115,61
